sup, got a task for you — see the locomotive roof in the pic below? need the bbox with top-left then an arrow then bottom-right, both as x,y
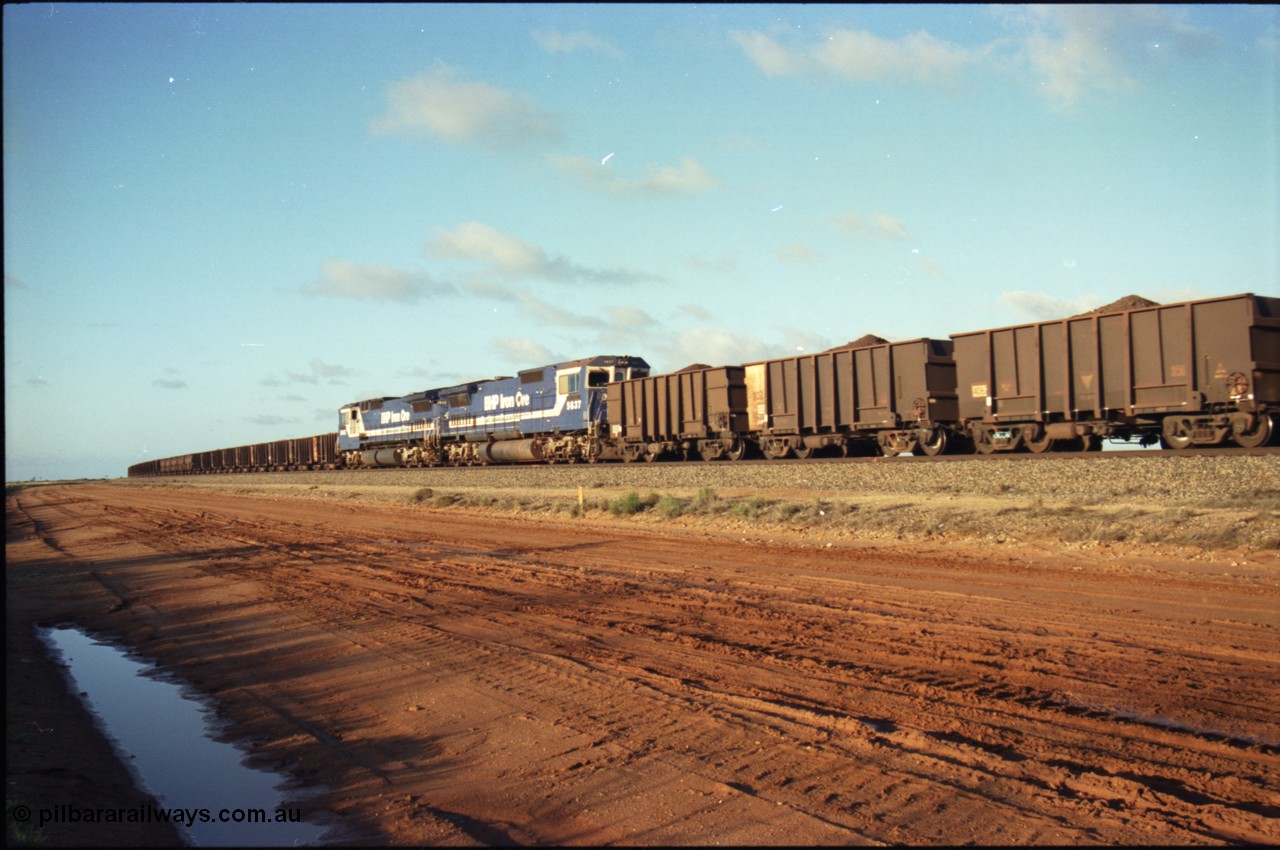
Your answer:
341,354 -> 650,408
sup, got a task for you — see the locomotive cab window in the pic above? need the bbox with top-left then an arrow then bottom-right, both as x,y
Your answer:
587,369 -> 609,388
558,373 -> 581,395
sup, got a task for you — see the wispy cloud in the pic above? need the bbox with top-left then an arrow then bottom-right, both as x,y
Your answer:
732,27 -> 978,84
248,414 -> 293,427
775,243 -> 821,264
261,358 -> 357,388
834,212 -> 910,241
308,358 -> 356,380
998,290 -> 1102,321
531,29 -> 622,58
371,63 -> 561,149
682,255 -> 736,273
427,221 -> 662,285
491,337 -> 555,366
513,290 -> 605,329
5,274 -> 30,291
302,259 -> 455,302
153,379 -> 187,390
552,155 -> 722,196
734,8 -> 1218,108
1002,6 -> 1218,108
607,306 -> 657,330
656,328 -> 788,369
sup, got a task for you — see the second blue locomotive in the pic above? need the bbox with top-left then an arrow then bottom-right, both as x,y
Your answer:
338,355 -> 651,466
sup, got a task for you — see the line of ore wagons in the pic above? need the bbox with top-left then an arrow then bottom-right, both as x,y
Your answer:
129,291 -> 1280,476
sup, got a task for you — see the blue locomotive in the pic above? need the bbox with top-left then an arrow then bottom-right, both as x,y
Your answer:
337,355 -> 651,466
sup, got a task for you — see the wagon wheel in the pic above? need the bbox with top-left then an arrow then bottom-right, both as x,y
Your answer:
1025,429 -> 1055,454
1160,417 -> 1194,451
792,444 -> 814,460
726,438 -> 751,462
914,429 -> 950,457
1234,414 -> 1275,448
698,444 -> 720,462
622,449 -> 641,464
762,443 -> 792,460
973,429 -> 997,455
643,448 -> 661,463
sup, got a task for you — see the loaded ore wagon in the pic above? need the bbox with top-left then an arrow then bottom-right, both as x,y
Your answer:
951,292 -> 1280,452
607,366 -> 749,462
741,338 -> 962,457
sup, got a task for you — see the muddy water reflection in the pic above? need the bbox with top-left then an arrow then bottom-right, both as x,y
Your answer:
40,625 -> 329,846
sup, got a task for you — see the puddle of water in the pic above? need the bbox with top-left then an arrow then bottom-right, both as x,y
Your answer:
40,625 -> 330,847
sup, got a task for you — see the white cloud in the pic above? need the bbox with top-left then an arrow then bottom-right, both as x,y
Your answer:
873,214 -> 908,240
492,337 -> 555,366
552,155 -> 722,196
607,306 -> 657,329
309,358 -> 355,380
428,222 -> 546,276
531,29 -> 622,58
303,259 -> 453,302
998,290 -> 1102,321
514,290 -> 605,329
657,327 -> 785,369
731,30 -> 807,77
427,221 -> 662,285
683,255 -> 737,273
775,243 -> 821,263
265,358 -> 357,388
735,8 -> 1218,108
834,211 -> 911,241
919,258 -> 948,280
248,414 -> 293,427
998,5 -> 1218,108
732,27 -> 977,83
371,63 -> 560,149
678,303 -> 713,321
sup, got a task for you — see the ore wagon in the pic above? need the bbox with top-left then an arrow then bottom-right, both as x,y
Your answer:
951,292 -> 1280,452
607,366 -> 749,461
741,339 -> 962,457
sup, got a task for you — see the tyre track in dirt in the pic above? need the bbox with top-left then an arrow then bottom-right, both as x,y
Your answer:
8,483 -> 1280,845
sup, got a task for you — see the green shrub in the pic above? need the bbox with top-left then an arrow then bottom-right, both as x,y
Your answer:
609,490 -> 644,516
656,495 -> 685,518
729,495 -> 771,519
691,486 -> 719,511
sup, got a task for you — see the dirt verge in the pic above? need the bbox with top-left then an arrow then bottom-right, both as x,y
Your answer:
6,480 -> 1280,845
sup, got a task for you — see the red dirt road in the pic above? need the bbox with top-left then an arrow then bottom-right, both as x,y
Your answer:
7,483 -> 1280,845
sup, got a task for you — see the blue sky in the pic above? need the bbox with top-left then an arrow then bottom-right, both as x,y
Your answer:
5,3 -> 1278,480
